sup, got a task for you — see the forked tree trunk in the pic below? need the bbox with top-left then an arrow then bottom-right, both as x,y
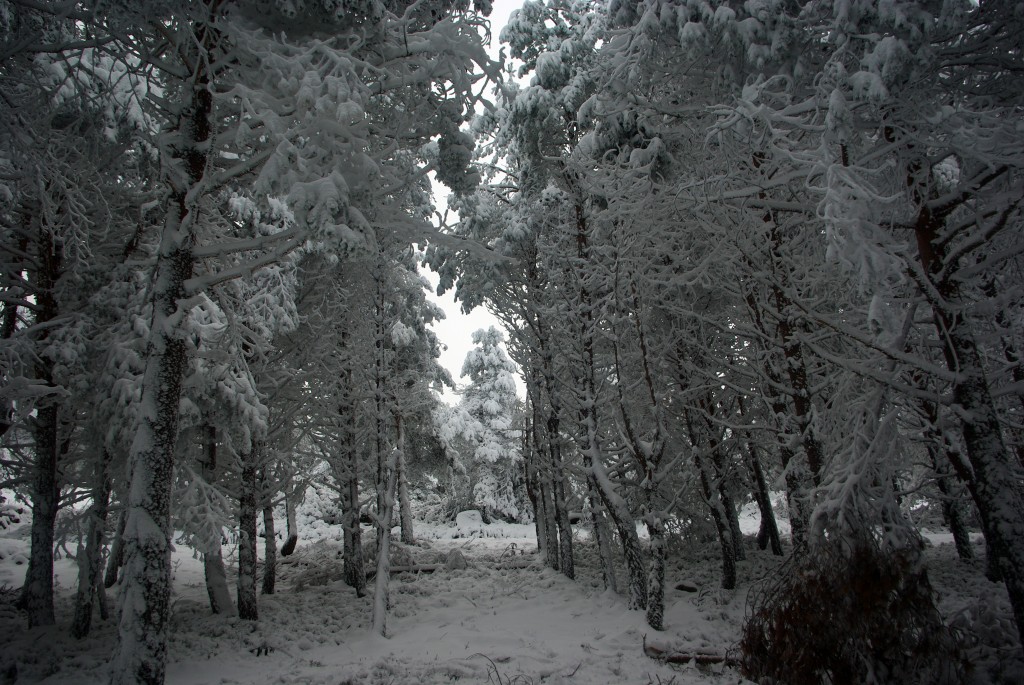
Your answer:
736,395 -> 782,555
237,443 -> 261,621
743,292 -> 814,551
524,421 -> 546,556
71,451 -> 112,638
541,477 -> 559,570
688,409 -> 736,590
549,431 -> 575,581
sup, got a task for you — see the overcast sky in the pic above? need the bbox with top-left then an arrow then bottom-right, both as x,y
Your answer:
424,0 -> 525,404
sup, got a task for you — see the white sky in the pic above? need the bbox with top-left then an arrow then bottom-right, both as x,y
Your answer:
424,0 -> 525,404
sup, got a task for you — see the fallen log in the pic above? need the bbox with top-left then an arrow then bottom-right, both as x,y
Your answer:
365,563 -> 443,580
643,635 -> 731,667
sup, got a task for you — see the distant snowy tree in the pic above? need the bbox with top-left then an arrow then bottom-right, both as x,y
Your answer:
446,327 -> 523,522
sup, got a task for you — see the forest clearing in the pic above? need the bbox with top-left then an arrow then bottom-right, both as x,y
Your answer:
1,503 -> 1018,684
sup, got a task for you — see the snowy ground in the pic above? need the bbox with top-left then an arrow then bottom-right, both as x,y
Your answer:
0,502 -> 1020,684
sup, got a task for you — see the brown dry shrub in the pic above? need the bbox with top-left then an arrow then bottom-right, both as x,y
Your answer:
739,539 -> 966,685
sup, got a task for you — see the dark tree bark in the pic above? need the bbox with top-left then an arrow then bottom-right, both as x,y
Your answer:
261,494 -> 276,595
280,479 -> 298,557
103,509 -> 126,589
237,443 -> 260,621
200,426 -> 232,614
22,225 -> 64,628
911,194 -> 1024,643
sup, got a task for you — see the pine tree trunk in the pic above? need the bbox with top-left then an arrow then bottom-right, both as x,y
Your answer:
200,425 -> 233,614
71,452 -> 112,638
524,421 -> 546,556
689,417 -> 736,591
397,444 -> 415,544
743,291 -> 814,550
281,483 -> 298,557
262,497 -> 276,595
23,401 -> 60,628
343,455 -> 365,596
339,336 -> 365,596
715,456 -> 745,563
913,207 -> 1024,644
109,22 -> 214,683
930,447 -> 974,561
539,471 -> 559,570
749,444 -> 783,555
549,429 -> 575,581
372,436 -> 401,636
203,549 -> 233,614
237,443 -> 260,620
23,225 -> 63,629
104,509 -> 126,589
737,397 -> 783,555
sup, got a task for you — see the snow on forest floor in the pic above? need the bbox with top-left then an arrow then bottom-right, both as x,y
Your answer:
0,507 -> 1021,684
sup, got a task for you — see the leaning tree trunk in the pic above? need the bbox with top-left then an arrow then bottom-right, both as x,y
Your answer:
929,444 -> 975,561
914,206 -> 1024,644
588,473 -> 618,594
748,441 -> 783,556
237,443 -> 261,620
736,396 -> 783,555
589,449 -> 648,610
71,450 -> 112,638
